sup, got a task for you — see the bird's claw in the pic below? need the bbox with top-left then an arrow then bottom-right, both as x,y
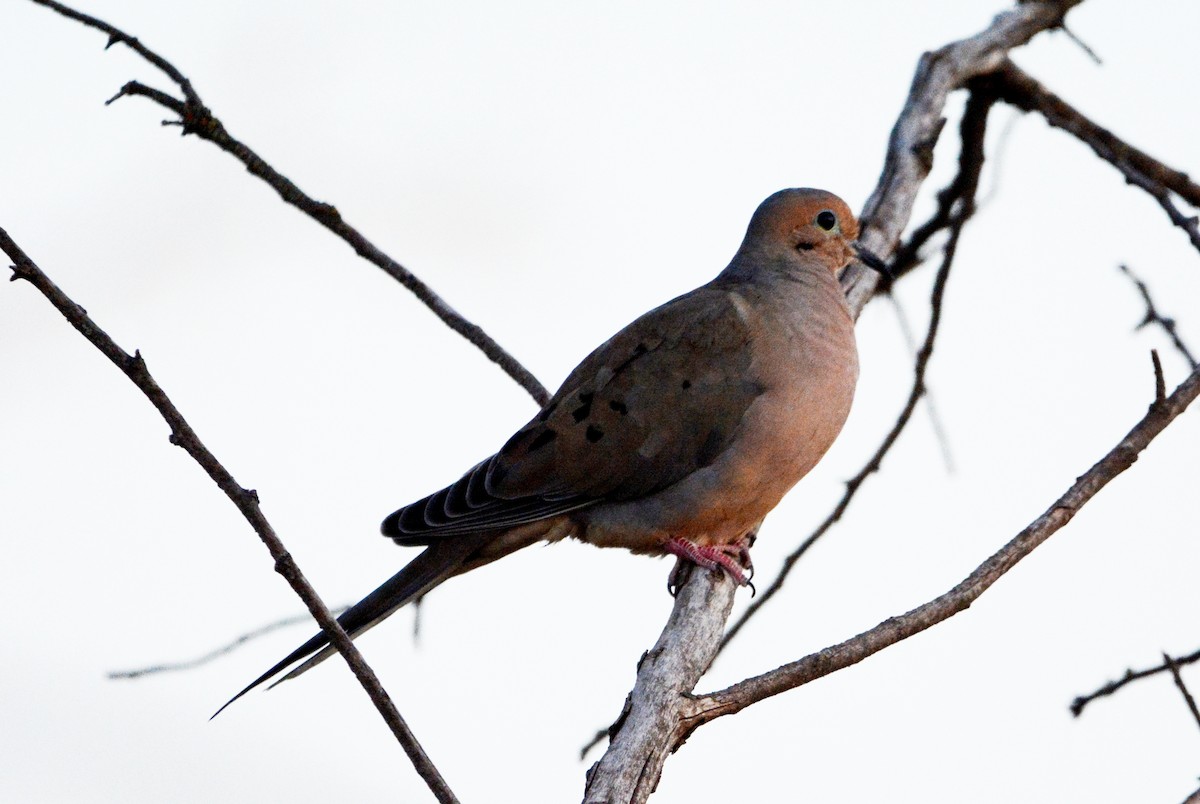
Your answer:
664,535 -> 755,595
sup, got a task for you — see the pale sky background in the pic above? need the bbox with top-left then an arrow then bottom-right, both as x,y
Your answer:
3,1 -> 1199,802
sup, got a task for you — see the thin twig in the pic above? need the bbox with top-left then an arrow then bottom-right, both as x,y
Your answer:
887,293 -> 956,472
1153,350 -> 1167,404
1071,647 -> 1200,717
719,87 -> 995,654
30,0 -> 550,406
679,359 -> 1200,737
1,229 -> 460,804
30,0 -> 203,106
1119,264 -> 1198,369
1164,653 -> 1200,734
108,607 -> 349,680
985,60 -> 1200,256
1059,22 -> 1103,65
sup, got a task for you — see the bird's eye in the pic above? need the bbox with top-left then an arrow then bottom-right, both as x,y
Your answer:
816,210 -> 837,231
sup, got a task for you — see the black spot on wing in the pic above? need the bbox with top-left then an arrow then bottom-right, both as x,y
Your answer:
571,392 -> 594,423
586,425 -> 604,443
681,379 -> 692,390
609,400 -> 628,416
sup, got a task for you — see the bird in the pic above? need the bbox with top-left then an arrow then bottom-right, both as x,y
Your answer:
215,188 -> 887,715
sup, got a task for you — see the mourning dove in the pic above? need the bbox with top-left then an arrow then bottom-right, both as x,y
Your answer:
217,188 -> 887,713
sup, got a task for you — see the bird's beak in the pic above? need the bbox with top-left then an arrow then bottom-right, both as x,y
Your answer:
853,242 -> 892,279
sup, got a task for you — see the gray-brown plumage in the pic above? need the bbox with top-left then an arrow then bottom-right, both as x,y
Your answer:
216,188 -> 886,715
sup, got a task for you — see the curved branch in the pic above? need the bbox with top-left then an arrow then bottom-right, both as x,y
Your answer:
30,0 -> 551,406
1,230 -> 460,804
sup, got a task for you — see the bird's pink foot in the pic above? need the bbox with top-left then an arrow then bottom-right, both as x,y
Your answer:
665,536 -> 754,594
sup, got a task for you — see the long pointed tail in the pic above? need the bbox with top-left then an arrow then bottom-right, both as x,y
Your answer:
212,533 -> 492,718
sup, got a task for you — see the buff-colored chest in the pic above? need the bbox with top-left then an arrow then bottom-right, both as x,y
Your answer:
577,274 -> 859,553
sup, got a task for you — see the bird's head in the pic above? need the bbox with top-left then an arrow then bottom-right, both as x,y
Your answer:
735,188 -> 889,278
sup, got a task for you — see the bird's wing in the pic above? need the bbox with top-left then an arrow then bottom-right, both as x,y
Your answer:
384,284 -> 765,545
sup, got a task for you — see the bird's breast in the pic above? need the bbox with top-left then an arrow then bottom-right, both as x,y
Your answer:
577,277 -> 859,553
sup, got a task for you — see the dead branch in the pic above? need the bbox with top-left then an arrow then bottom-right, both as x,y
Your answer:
1119,264 -> 1198,368
108,607 -> 350,680
840,0 -> 1086,318
0,230 -> 460,804
985,60 -> 1200,255
28,0 -> 550,406
1071,647 -> 1200,717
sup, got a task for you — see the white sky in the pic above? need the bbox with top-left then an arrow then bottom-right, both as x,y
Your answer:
3,1 -> 1199,802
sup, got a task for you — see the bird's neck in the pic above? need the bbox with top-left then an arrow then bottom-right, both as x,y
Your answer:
716,249 -> 840,292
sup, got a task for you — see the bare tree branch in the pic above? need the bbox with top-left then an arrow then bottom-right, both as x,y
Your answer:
29,0 -> 551,406
679,357 -> 1200,735
985,60 -> 1200,256
582,566 -> 738,804
1119,264 -> 1198,368
108,607 -> 350,680
1071,647 -> 1200,718
841,0 -> 1086,318
1,229 -> 460,804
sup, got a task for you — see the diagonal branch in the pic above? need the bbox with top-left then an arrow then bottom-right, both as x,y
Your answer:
841,0 -> 1086,317
718,86 -> 995,655
679,357 -> 1200,736
984,60 -> 1200,256
1119,264 -> 1198,369
1,229 -> 460,804
30,0 -> 551,406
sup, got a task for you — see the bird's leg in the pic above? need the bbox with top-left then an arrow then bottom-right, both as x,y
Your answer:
664,535 -> 754,594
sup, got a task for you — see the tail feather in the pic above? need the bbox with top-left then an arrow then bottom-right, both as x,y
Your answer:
212,533 -> 492,719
